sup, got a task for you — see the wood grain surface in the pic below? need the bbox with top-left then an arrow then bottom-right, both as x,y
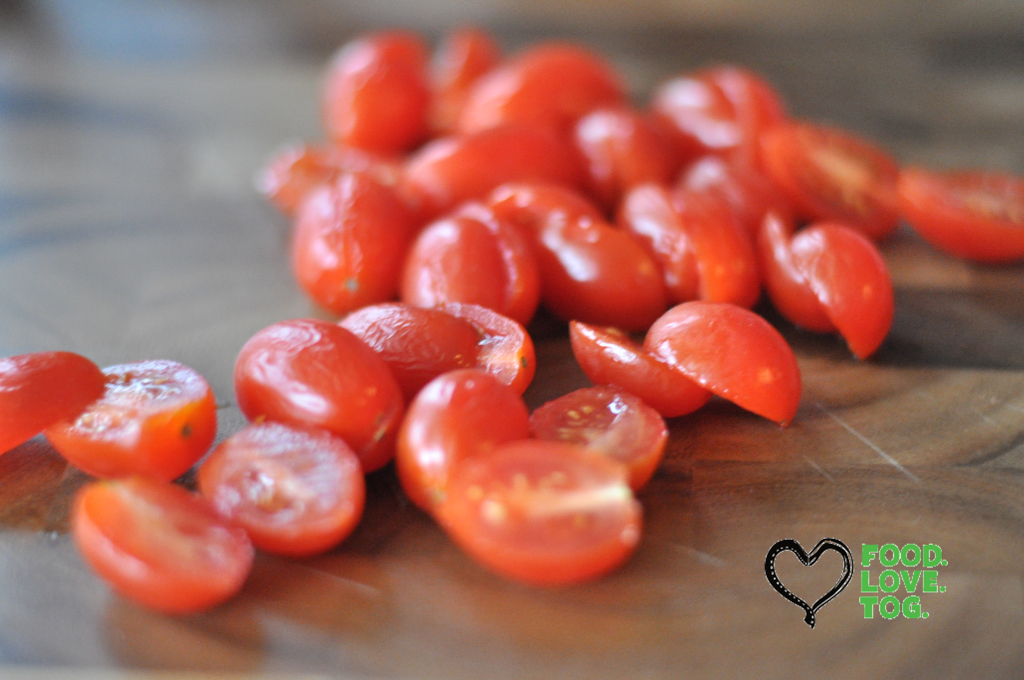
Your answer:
2,3 -> 1024,678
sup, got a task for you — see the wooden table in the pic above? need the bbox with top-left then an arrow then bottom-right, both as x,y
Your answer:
3,4 -> 1024,678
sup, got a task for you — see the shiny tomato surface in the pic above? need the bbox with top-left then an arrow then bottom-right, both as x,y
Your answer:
440,303 -> 536,395
430,27 -> 500,134
677,155 -> 792,239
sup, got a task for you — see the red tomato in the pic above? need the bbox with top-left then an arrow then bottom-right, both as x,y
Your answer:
568,321 -> 709,418
46,360 -> 217,481
677,155 -> 792,239
291,172 -> 417,316
757,212 -> 835,333
401,125 -> 584,219
234,319 -> 404,473
430,27 -> 500,134
197,421 -> 365,557
437,439 -> 642,585
488,183 -> 668,331
530,386 -> 668,490
73,477 -> 253,614
760,122 -> 900,240
441,302 -> 536,396
644,302 -> 802,425
704,66 -> 787,167
0,351 -> 105,455
322,31 -> 430,154
457,43 -> 625,136
400,203 -> 541,325
396,369 -> 530,512
898,167 -> 1024,263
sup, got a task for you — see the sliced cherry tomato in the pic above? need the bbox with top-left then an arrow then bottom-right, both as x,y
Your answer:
568,321 -> 709,418
437,439 -> 642,585
704,66 -> 787,167
46,360 -> 217,481
397,369 -> 530,512
73,476 -> 253,614
440,302 -> 536,395
760,122 -> 900,240
401,125 -> 584,220
0,351 -> 105,455
234,319 -> 404,473
457,43 -> 625,136
291,172 -> 417,316
322,31 -> 430,154
644,301 -> 802,425
400,202 -> 541,325
430,27 -> 500,134
530,386 -> 668,490
898,167 -> 1024,262
757,212 -> 835,333
197,421 -> 365,557
677,155 -> 792,239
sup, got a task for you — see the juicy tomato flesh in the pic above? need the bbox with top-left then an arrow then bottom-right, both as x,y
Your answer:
430,27 -> 500,134
45,360 -> 217,481
440,303 -> 536,395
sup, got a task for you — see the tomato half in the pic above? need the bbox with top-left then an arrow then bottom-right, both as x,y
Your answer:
530,386 -> 668,490
197,421 -> 365,557
677,155 -> 792,239
644,302 -> 802,425
73,477 -> 254,614
898,167 -> 1024,262
757,212 -> 835,333
396,369 -> 530,512
437,439 -> 642,585
0,351 -> 105,455
441,303 -> 536,396
46,360 -> 217,481
430,27 -> 500,134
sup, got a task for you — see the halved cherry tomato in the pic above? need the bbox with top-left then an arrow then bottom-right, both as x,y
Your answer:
760,122 -> 900,240
46,360 -> 217,481
0,351 -> 105,455
322,31 -> 430,154
430,27 -> 500,134
530,386 -> 668,490
397,369 -> 530,512
234,319 -> 404,472
437,439 -> 642,585
898,167 -> 1024,262
645,301 -> 802,425
677,155 -> 792,239
568,321 -> 709,418
73,476 -> 254,614
400,202 -> 541,325
197,421 -> 365,557
704,66 -> 787,167
757,212 -> 834,333
291,172 -> 417,316
441,302 -> 536,395
457,43 -> 625,136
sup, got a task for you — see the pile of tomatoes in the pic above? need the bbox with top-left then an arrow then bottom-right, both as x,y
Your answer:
4,26 -> 1024,615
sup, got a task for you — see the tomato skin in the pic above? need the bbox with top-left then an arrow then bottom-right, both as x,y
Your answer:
437,439 -> 642,586
234,319 -> 405,473
322,31 -> 430,155
677,155 -> 792,239
704,66 -> 787,167
457,43 -> 625,136
396,369 -> 530,512
197,422 -> 365,557
530,386 -> 668,491
0,352 -> 105,455
440,303 -> 536,396
73,477 -> 254,614
760,122 -> 900,240
291,173 -> 417,316
757,212 -> 835,333
430,27 -> 500,134
46,360 -> 217,482
568,321 -> 710,418
898,167 -> 1024,262
645,301 -> 802,425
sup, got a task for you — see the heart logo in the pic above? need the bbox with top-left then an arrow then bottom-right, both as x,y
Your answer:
765,538 -> 854,628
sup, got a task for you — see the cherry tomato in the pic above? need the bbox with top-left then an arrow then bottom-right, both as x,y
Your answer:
401,125 -> 584,220
234,319 -> 404,473
73,476 -> 253,614
530,386 -> 668,490
430,27 -> 500,134
568,321 -> 709,418
457,43 -> 625,136
441,302 -> 536,396
291,172 -> 417,316
898,167 -> 1024,262
437,439 -> 642,585
488,183 -> 668,332
573,107 -> 680,209
0,351 -> 105,455
46,360 -> 217,481
704,66 -> 787,167
760,122 -> 900,240
645,301 -> 802,425
322,31 -> 429,154
397,369 -> 530,512
677,155 -> 792,239
400,202 -> 541,325
197,421 -> 365,557
757,212 -> 835,333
